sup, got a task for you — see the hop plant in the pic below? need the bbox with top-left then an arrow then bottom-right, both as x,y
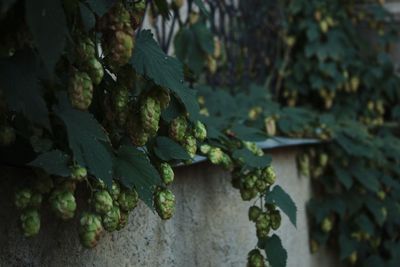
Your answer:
109,181 -> 121,201
49,190 -> 77,220
15,188 -> 33,210
68,71 -> 93,110
34,173 -> 54,194
243,141 -> 264,156
79,212 -> 104,248
183,135 -> 197,159
147,87 -> 170,110
194,121 -> 207,141
118,188 -> 139,212
59,179 -> 77,193
208,147 -> 224,164
83,58 -> 104,85
169,116 -> 188,143
240,188 -> 258,201
117,211 -> 129,230
71,165 -> 87,182
92,190 -> 113,215
248,206 -> 262,222
20,209 -> 41,237
247,249 -> 265,267
256,213 -> 271,239
102,206 -> 121,232
262,166 -> 276,185
0,125 -> 16,146
140,96 -> 161,136
244,174 -> 258,189
160,163 -> 174,185
154,188 -> 176,220
75,36 -> 95,64
127,115 -> 149,146
321,217 -> 333,233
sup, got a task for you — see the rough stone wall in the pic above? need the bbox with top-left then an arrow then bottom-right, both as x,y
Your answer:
0,148 -> 338,267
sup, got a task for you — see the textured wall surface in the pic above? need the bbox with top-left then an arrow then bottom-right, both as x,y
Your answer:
0,148 -> 339,267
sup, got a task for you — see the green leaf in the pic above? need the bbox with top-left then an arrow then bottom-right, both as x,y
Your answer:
192,22 -> 214,54
264,234 -> 287,267
333,163 -> 353,189
193,0 -> 209,16
265,185 -> 297,227
339,234 -> 358,260
114,145 -> 162,209
26,0 -> 67,73
230,124 -> 267,142
80,3 -> 96,32
0,50 -> 50,128
350,164 -> 380,192
86,0 -> 113,16
131,30 -> 200,120
55,94 -> 113,186
154,136 -> 191,161
232,148 -> 271,169
29,150 -> 71,177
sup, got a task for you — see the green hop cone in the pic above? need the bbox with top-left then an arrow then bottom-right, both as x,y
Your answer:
160,163 -> 174,185
118,188 -> 139,212
154,188 -> 176,220
71,165 -> 87,182
20,209 -> 40,237
68,71 -> 93,110
109,181 -> 121,201
262,166 -> 276,185
127,115 -> 149,146
298,153 -> 310,177
75,36 -> 95,64
240,188 -> 258,201
107,31 -> 134,69
321,217 -> 333,233
244,175 -> 258,189
247,249 -> 265,267
92,190 -> 113,215
79,212 -> 103,248
15,188 -> 32,210
220,153 -> 234,170
200,144 -> 212,154
318,153 -> 329,168
208,147 -> 224,164
0,125 -> 16,146
183,135 -> 197,159
255,179 -> 268,193
83,58 -> 104,85
117,211 -> 129,230
102,206 -> 121,232
256,213 -> 271,239
243,141 -> 264,156
113,86 -> 130,127
270,210 -> 282,230
248,206 -> 262,222
194,121 -> 207,142
140,96 -> 161,136
49,190 -> 77,220
169,116 -> 188,143
147,87 -> 170,110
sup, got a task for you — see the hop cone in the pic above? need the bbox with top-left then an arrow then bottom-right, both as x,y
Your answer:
208,147 -> 223,164
106,31 -> 134,69
256,213 -> 271,239
20,209 -> 41,237
244,174 -> 258,190
71,165 -> 87,182
247,249 -> 265,267
145,87 -> 170,110
183,135 -> 197,159
102,206 -> 121,232
270,210 -> 282,230
194,121 -> 207,142
117,211 -> 129,230
262,166 -> 276,185
109,181 -> 121,201
140,96 -> 161,136
154,188 -> 175,220
248,206 -> 262,222
169,116 -> 188,143
0,125 -> 16,146
49,189 -> 77,220
160,163 -> 174,185
127,115 -> 149,146
118,188 -> 139,212
75,36 -> 95,64
79,212 -> 103,248
83,58 -> 104,85
68,71 -> 93,110
92,190 -> 113,215
15,188 -> 33,210
243,141 -> 264,156
240,188 -> 258,201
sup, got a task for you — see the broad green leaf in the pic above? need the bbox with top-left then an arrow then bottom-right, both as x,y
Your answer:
86,0 -> 113,16
230,124 -> 267,142
333,163 -> 353,189
350,164 -> 380,192
29,150 -> 71,177
114,145 -> 162,209
80,3 -> 96,32
26,0 -> 67,73
232,148 -> 271,169
0,50 -> 50,128
339,234 -> 358,260
264,234 -> 287,267
154,136 -> 191,161
131,30 -> 200,120
192,22 -> 214,54
265,185 -> 297,227
55,94 -> 113,186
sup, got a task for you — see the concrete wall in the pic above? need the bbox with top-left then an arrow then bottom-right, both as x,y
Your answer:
0,147 -> 339,267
